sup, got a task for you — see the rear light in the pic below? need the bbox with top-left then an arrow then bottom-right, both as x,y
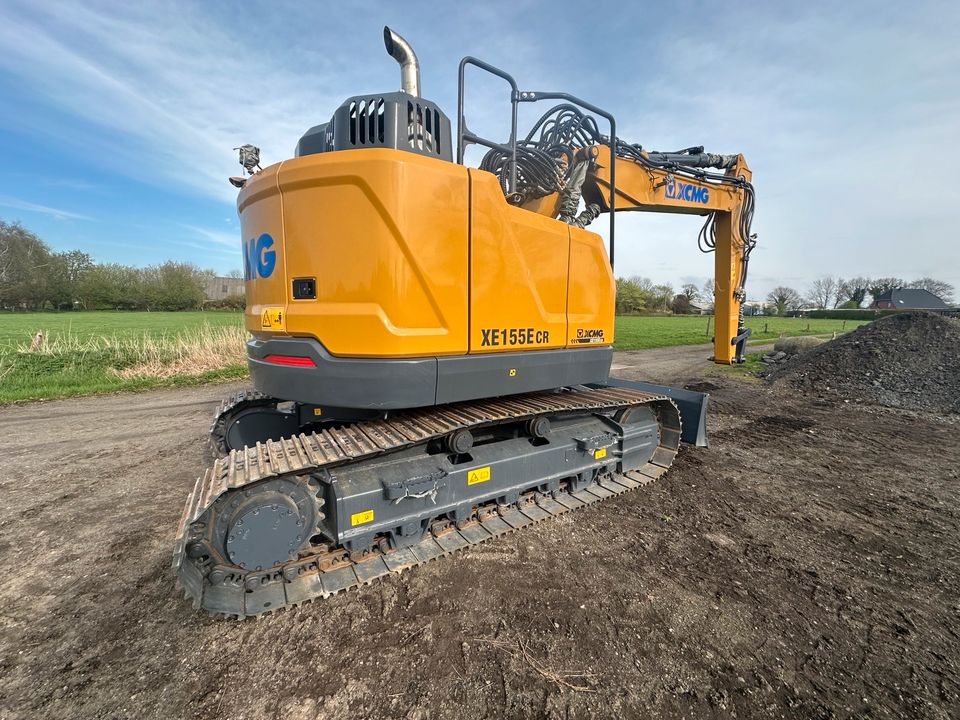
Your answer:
263,354 -> 316,367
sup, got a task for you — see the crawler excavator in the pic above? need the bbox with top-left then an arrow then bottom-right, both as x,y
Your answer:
174,27 -> 757,616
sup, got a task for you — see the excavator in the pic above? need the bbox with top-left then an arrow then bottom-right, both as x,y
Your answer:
174,27 -> 757,617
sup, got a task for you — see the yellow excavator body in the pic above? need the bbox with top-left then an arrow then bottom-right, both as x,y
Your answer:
240,148 -> 614,358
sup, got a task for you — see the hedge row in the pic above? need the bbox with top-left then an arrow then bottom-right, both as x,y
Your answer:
791,308 -> 947,320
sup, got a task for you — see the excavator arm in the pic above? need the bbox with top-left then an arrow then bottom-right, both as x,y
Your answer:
587,145 -> 756,365
506,138 -> 756,364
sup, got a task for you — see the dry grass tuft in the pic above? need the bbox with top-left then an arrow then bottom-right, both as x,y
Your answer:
112,325 -> 248,379
19,323 -> 248,379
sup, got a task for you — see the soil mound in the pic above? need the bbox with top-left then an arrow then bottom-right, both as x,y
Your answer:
765,312 -> 960,414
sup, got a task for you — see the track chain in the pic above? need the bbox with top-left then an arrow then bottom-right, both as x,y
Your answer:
208,389 -> 277,456
175,385 -> 681,617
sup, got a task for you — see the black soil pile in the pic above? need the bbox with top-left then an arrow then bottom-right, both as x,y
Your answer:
766,311 -> 960,414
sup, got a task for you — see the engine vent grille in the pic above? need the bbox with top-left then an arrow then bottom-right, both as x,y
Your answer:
348,98 -> 386,146
406,100 -> 441,155
296,92 -> 453,161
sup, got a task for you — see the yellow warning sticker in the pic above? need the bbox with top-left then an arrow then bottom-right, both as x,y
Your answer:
313,407 -> 323,416
260,307 -> 285,331
467,466 -> 491,485
593,448 -> 607,459
350,509 -> 374,526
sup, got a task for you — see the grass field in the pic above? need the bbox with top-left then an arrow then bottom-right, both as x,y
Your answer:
613,315 -> 867,350
0,311 -> 247,403
0,310 -> 242,350
0,311 -> 869,403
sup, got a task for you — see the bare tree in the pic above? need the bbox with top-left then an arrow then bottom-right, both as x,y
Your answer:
701,279 -> 715,311
767,286 -> 802,316
808,276 -> 839,310
867,277 -> 905,302
680,283 -> 700,302
832,277 -> 850,308
910,277 -> 954,303
627,276 -> 654,293
837,276 -> 871,307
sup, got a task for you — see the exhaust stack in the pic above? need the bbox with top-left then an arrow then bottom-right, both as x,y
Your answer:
383,26 -> 420,97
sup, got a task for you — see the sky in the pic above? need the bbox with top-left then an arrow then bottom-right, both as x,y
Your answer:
1,0 -> 958,301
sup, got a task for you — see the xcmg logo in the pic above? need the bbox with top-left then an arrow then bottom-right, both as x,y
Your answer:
243,233 -> 276,280
666,180 -> 710,204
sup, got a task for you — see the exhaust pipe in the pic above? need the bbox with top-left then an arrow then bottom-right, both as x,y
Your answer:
383,26 -> 420,97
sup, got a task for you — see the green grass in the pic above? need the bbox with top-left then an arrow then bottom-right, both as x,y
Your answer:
0,310 -> 246,403
0,310 -> 869,403
714,350 -> 766,382
0,310 -> 242,351
613,315 -> 868,350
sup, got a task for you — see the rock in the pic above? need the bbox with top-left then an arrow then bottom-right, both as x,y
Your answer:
774,336 -> 826,355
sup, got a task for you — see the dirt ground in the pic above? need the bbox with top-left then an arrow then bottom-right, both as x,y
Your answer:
1,344 -> 958,719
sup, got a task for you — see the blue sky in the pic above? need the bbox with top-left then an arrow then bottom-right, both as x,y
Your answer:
1,1 -> 958,300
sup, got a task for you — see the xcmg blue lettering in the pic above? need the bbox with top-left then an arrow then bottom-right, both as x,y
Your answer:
665,181 -> 710,205
243,233 -> 277,280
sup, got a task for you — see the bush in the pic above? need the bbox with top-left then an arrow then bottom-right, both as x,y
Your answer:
801,309 -> 905,320
205,293 -> 245,310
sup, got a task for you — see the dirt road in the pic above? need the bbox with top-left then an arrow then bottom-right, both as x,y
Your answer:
1,345 -> 957,719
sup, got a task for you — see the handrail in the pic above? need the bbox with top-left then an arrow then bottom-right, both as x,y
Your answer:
456,58 -> 619,269
457,57 -> 519,193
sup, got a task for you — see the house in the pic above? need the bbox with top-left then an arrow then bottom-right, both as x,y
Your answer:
869,288 -> 948,310
743,300 -> 776,316
204,276 -> 245,301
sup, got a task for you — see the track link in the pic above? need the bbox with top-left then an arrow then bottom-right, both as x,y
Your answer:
174,385 -> 681,617
208,389 -> 278,456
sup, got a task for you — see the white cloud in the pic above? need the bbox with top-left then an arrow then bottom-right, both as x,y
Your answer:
182,224 -> 239,249
0,194 -> 92,221
0,1 -> 957,297
0,2 -> 345,203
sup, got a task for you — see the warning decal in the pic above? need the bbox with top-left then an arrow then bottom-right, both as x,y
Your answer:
467,466 -> 491,485
260,307 -> 285,331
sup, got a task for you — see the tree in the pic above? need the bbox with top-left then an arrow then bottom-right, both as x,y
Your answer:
808,276 -> 839,310
671,294 -> 692,314
701,279 -> 715,311
832,277 -> 850,308
647,284 -> 674,313
76,263 -> 143,309
910,277 -> 954,303
615,277 -> 646,314
767,286 -> 802,316
141,261 -> 211,310
628,276 -> 655,294
0,220 -> 54,309
47,250 -> 94,309
867,277 -> 904,302
835,276 -> 870,307
679,283 -> 700,302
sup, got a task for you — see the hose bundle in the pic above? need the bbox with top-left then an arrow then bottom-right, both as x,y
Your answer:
481,104 -> 757,293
